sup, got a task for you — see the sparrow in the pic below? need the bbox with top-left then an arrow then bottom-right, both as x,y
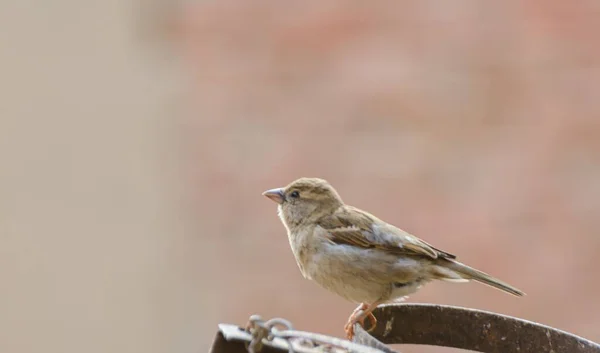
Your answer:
263,177 -> 524,339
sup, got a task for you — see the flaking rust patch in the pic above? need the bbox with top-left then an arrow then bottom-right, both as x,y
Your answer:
383,315 -> 394,337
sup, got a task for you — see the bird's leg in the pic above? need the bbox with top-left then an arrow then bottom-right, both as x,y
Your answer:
344,302 -> 380,340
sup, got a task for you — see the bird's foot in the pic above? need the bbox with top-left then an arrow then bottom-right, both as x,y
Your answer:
344,303 -> 378,340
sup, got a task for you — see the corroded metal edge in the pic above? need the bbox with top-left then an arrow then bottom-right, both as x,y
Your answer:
353,304 -> 600,353
352,325 -> 398,353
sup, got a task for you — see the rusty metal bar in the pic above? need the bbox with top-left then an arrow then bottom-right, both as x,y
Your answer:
210,305 -> 600,353
353,304 -> 600,353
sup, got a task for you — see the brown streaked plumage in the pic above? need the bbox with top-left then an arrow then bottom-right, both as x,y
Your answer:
263,177 -> 524,339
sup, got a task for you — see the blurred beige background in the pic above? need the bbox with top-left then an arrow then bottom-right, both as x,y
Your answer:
2,1 -> 600,353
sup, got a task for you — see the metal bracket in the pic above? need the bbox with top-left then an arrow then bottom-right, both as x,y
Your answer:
210,304 -> 600,353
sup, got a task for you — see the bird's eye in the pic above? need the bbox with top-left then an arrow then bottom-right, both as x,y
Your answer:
290,191 -> 300,199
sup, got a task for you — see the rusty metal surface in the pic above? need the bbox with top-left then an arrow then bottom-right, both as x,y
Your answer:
353,304 -> 600,353
352,325 -> 397,353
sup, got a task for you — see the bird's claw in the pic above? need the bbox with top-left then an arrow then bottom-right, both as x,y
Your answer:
344,305 -> 378,340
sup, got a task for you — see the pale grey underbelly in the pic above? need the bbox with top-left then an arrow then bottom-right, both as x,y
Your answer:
302,243 -> 428,303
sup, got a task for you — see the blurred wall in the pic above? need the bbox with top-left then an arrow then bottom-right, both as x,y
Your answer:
0,1 -> 206,353
1,2 -> 600,353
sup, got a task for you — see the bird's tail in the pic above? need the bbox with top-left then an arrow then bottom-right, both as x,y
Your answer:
432,258 -> 525,297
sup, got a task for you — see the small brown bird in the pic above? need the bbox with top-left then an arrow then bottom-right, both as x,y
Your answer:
263,177 -> 524,339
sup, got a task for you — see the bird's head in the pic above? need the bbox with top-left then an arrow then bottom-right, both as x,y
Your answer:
263,177 -> 343,226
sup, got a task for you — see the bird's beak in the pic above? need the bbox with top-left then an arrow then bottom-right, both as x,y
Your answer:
262,188 -> 285,204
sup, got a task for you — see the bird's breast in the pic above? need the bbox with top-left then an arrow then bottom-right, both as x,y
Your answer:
286,226 -> 317,279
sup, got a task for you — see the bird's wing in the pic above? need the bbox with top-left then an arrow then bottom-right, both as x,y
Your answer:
317,206 -> 456,260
